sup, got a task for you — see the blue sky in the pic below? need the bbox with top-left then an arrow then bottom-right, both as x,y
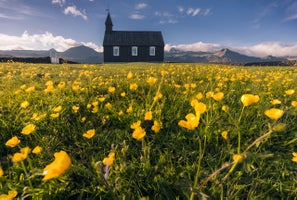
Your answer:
0,0 -> 297,57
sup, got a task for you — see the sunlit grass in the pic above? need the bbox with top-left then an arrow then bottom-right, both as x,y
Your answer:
1,62 -> 297,199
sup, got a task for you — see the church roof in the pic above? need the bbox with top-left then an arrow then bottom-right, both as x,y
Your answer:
103,31 -> 164,46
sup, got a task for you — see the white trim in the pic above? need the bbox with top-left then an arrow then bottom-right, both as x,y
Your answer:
149,46 -> 156,56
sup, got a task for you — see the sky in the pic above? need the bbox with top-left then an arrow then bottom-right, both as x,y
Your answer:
0,0 -> 297,57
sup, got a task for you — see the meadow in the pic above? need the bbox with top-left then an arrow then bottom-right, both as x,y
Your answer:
1,62 -> 297,199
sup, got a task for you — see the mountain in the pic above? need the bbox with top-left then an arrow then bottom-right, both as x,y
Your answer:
0,46 -> 289,64
60,45 -> 102,63
164,48 -> 286,63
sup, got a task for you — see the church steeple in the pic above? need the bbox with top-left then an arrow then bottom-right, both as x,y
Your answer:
105,12 -> 113,33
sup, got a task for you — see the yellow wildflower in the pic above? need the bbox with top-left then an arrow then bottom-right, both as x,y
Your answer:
152,121 -> 162,133
50,113 -> 60,118
25,86 -> 35,93
20,84 -> 27,89
0,166 -> 3,177
264,108 -> 284,120
58,81 -> 66,89
291,101 -> 297,107
126,105 -> 133,113
103,152 -> 115,166
127,71 -> 133,79
206,91 -> 214,98
233,154 -> 243,163
212,92 -> 224,101
292,152 -> 297,163
190,100 -> 206,114
240,94 -> 260,107
178,113 -> 200,131
5,136 -> 20,148
83,129 -> 95,139
144,111 -> 153,120
0,190 -> 18,200
147,77 -> 157,86
20,101 -> 30,109
21,124 -> 36,135
270,99 -> 282,105
222,105 -> 229,112
81,117 -> 87,122
11,147 -> 30,162
32,146 -> 42,154
105,102 -> 113,109
221,131 -> 228,140
130,83 -> 138,91
196,92 -> 204,100
285,89 -> 295,95
153,92 -> 163,101
108,86 -> 116,93
99,97 -> 105,102
131,121 -> 146,140
53,106 -> 62,112
42,151 -> 71,181
72,106 -> 79,113
121,92 -> 126,97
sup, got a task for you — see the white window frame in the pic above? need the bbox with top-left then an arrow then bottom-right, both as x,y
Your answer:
149,46 -> 156,56
113,46 -> 119,56
132,46 -> 138,56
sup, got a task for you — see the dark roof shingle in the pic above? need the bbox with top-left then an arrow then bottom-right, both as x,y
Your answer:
103,31 -> 164,46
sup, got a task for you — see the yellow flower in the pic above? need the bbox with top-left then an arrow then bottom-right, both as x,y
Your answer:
144,111 -> 153,120
21,124 -> 36,135
131,121 -> 146,140
152,121 -> 162,133
103,152 -> 115,166
233,154 -> 243,163
99,97 -> 105,102
291,101 -> 297,107
53,105 -> 62,112
292,152 -> 297,163
206,91 -> 214,98
105,102 -> 113,109
32,146 -> 42,154
190,100 -> 206,114
130,83 -> 138,91
11,147 -> 30,162
147,77 -> 157,86
50,113 -> 60,118
222,105 -> 229,112
240,94 -> 260,107
25,86 -> 35,93
72,106 -> 79,113
212,92 -> 224,101
0,190 -> 18,200
108,86 -> 116,93
285,89 -> 295,95
132,127 -> 146,140
126,105 -> 133,113
83,129 -> 95,139
178,113 -> 200,131
196,92 -> 204,100
20,101 -> 30,109
121,92 -> 126,97
20,84 -> 27,89
0,166 -> 3,177
270,99 -> 282,105
81,117 -> 87,122
5,136 -> 20,148
264,108 -> 284,120
221,131 -> 228,140
58,81 -> 66,89
127,71 -> 133,79
153,92 -> 163,101
42,151 -> 71,181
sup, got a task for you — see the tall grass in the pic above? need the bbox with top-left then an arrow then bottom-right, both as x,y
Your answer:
1,62 -> 297,199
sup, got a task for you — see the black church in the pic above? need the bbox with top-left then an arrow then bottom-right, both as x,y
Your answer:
103,12 -> 164,62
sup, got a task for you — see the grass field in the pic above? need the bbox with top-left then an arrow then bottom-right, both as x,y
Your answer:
1,62 -> 297,199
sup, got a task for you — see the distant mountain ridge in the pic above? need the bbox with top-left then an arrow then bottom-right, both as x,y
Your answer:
0,45 -> 291,64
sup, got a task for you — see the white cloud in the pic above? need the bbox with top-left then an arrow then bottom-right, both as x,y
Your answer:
135,3 -> 147,10
64,5 -> 88,20
165,41 -> 222,52
165,41 -> 297,57
238,42 -> 297,57
129,13 -> 145,20
0,31 -> 102,52
52,0 -> 66,7
187,8 -> 201,16
177,6 -> 184,13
